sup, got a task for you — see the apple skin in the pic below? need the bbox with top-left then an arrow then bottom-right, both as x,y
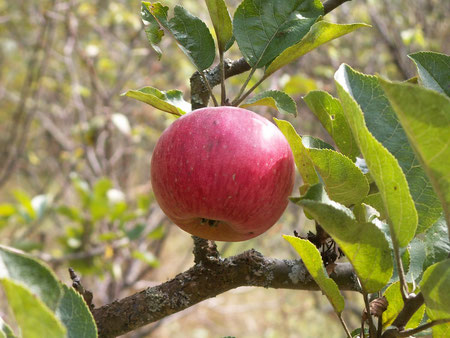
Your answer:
151,106 -> 295,241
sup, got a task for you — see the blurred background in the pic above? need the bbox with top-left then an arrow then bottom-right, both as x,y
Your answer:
0,0 -> 448,337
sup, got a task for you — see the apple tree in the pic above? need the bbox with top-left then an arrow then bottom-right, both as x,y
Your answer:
1,0 -> 449,337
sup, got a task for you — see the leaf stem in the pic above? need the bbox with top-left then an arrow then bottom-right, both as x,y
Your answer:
219,51 -> 226,105
232,74 -> 268,106
231,66 -> 257,105
398,318 -> 450,337
338,314 -> 352,338
200,72 -> 219,106
392,239 -> 409,302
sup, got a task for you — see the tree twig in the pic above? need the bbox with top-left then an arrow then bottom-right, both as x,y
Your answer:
397,318 -> 450,337
69,267 -> 95,310
323,0 -> 352,15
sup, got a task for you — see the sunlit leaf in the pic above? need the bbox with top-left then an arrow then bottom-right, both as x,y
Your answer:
0,279 -> 66,338
423,215 -> 449,270
55,284 -> 98,338
241,90 -> 297,116
380,79 -> 450,234
0,245 -> 61,310
337,66 -> 441,234
141,2 -> 164,59
291,184 -> 393,292
408,51 -> 450,96
382,282 -> 424,328
0,204 -> 15,218
266,21 -> 369,75
420,259 -> 450,319
304,90 -> 359,161
123,86 -> 190,116
143,2 -> 215,71
432,322 -> 450,338
405,238 -> 426,283
274,119 -> 319,189
233,0 -> 323,68
13,190 -> 36,220
205,0 -> 233,52
335,64 -> 418,247
307,148 -> 369,205
284,236 -> 345,314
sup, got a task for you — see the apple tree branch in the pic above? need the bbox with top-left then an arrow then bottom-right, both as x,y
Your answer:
93,248 -> 359,337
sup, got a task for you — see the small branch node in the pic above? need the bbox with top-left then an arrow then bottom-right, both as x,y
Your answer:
69,267 -> 95,310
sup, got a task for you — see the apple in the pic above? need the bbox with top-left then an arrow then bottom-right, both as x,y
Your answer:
151,106 -> 295,241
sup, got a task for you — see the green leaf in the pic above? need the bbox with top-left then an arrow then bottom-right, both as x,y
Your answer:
382,282 -> 424,328
241,90 -> 297,116
0,204 -> 15,217
335,64 -> 418,247
432,322 -> 450,338
379,79 -> 450,234
337,66 -> 441,235
233,0 -> 323,68
0,317 -> 16,338
420,259 -> 450,319
125,223 -> 146,240
284,236 -> 345,314
353,203 -> 380,224
141,2 -> 164,59
291,184 -> 393,292
0,279 -> 66,338
131,250 -> 160,267
408,51 -> 450,96
70,173 -> 91,207
13,190 -> 36,220
303,91 -> 359,161
266,21 -> 369,76
147,225 -> 165,240
351,328 -> 369,338
274,119 -> 319,189
307,148 -> 369,205
205,0 -> 233,52
88,178 -> 111,221
122,86 -> 190,116
143,2 -> 215,71
301,135 -> 334,150
423,215 -> 449,270
405,238 -> 426,283
31,195 -> 50,219
55,284 -> 98,338
362,193 -> 386,220
0,245 -> 61,310
57,205 -> 82,222
93,178 -> 112,198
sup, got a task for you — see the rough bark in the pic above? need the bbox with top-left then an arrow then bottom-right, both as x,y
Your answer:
93,249 -> 359,337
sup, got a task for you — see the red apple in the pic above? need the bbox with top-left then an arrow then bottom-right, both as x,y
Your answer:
151,106 -> 295,241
